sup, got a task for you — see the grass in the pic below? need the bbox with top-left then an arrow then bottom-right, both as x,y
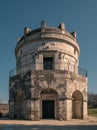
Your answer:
88,108 -> 97,117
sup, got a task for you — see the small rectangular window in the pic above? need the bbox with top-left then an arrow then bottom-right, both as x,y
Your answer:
43,57 -> 53,70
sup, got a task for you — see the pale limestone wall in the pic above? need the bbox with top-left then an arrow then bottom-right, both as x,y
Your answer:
9,68 -> 87,121
83,101 -> 88,119
66,100 -> 72,120
17,40 -> 79,66
9,21 -> 87,121
29,70 -> 87,120
65,78 -> 87,120
15,22 -> 80,75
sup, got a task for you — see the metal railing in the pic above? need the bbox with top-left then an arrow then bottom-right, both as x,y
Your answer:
9,63 -> 87,78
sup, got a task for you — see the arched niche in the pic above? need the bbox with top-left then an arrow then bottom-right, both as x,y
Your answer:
72,90 -> 83,119
14,90 -> 26,119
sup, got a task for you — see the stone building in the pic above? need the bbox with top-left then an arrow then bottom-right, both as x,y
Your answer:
9,21 -> 88,120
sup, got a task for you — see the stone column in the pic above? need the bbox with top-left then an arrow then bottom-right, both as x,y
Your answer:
65,99 -> 72,120
54,52 -> 61,70
35,54 -> 43,70
57,97 -> 66,120
83,101 -> 88,119
29,99 -> 40,120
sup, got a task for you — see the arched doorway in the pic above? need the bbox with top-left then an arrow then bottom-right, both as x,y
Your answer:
40,88 -> 58,119
72,90 -> 83,119
15,90 -> 26,119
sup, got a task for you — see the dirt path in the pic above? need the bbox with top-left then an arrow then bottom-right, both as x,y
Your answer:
0,117 -> 97,130
0,116 -> 97,126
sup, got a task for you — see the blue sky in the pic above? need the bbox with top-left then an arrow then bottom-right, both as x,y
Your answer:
0,0 -> 97,103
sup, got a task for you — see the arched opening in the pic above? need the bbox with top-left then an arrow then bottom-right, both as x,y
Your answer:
40,88 -> 58,119
14,90 -> 26,119
72,90 -> 83,119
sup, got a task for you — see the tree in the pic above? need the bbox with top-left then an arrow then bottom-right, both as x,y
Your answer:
88,92 -> 97,108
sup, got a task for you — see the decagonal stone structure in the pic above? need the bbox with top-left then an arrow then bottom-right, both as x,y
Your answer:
9,21 -> 88,120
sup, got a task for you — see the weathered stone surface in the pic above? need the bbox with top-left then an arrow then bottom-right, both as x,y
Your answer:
9,21 -> 87,120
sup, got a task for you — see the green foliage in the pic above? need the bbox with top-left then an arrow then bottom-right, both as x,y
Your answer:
88,108 -> 97,117
88,93 -> 97,108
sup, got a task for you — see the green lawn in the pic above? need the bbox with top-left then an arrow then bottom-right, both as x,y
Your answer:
88,108 -> 97,117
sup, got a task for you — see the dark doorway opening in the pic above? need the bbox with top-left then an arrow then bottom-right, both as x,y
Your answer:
43,57 -> 53,70
42,100 -> 55,119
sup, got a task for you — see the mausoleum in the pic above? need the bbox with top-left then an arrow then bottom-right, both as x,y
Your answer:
9,21 -> 88,120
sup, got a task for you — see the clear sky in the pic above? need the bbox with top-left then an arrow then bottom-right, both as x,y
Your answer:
0,0 -> 97,103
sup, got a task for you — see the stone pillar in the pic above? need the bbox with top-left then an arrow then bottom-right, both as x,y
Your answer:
71,31 -> 77,39
59,22 -> 65,31
24,27 -> 31,36
57,98 -> 66,120
83,101 -> 88,119
35,53 -> 43,70
65,99 -> 72,120
41,20 -> 46,32
26,99 -> 40,120
54,52 -> 61,70
29,99 -> 40,120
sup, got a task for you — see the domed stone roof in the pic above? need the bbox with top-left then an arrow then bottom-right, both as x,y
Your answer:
15,21 -> 80,58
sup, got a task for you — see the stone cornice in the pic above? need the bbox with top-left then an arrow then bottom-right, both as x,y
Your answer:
15,31 -> 80,59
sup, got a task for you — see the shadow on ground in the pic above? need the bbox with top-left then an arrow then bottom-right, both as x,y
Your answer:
0,124 -> 97,130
